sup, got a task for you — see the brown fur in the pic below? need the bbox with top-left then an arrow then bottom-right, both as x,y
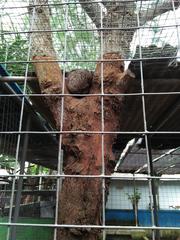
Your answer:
66,69 -> 93,94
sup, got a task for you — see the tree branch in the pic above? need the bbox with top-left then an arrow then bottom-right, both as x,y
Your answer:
29,0 -> 57,57
140,0 -> 180,25
29,0 -> 63,130
79,0 -> 101,28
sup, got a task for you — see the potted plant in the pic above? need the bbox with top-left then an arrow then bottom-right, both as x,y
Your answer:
127,189 -> 141,226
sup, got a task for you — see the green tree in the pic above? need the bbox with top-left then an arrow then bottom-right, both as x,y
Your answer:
127,188 -> 141,226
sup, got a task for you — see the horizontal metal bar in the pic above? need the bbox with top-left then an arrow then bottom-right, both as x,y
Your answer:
1,77 -> 180,89
0,92 -> 180,98
3,189 -> 56,192
3,190 -> 56,195
0,76 -> 36,82
1,174 -> 180,180
0,0 -> 159,10
1,24 -> 180,36
0,55 -> 179,65
0,130 -> 180,134
0,23 -> 172,34
0,222 -> 179,231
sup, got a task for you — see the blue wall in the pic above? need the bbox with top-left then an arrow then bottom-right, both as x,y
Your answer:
106,209 -> 180,227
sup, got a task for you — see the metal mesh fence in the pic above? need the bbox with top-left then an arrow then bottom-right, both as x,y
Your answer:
0,0 -> 180,240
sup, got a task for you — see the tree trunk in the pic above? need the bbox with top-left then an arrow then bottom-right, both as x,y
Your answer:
29,0 -> 180,238
30,2 -> 135,240
102,3 -> 137,57
33,52 -> 135,240
80,1 -> 137,57
29,0 -> 57,58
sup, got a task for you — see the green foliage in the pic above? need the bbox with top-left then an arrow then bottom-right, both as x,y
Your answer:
131,230 -> 180,240
0,34 -> 33,75
0,154 -> 50,175
27,164 -> 50,175
0,154 -> 16,174
160,230 -> 180,240
127,189 -> 141,206
50,2 -> 99,70
0,3 -> 99,76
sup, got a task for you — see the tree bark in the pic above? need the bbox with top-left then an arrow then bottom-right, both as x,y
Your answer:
102,4 -> 137,57
33,52 -> 135,240
29,0 -> 57,58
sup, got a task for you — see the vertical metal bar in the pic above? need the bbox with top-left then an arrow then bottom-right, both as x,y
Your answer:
58,150 -> 64,193
38,166 -> 42,202
171,0 -> 180,64
10,116 -> 31,240
100,3 -> 106,240
133,176 -> 138,226
146,138 -> 159,221
6,3 -> 36,240
53,2 -> 68,239
146,136 -> 160,240
136,10 -> 156,240
0,97 -> 6,154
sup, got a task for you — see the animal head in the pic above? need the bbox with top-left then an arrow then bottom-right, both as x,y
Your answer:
66,69 -> 93,94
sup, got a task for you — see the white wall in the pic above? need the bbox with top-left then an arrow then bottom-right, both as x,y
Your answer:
106,179 -> 180,210
159,181 -> 180,209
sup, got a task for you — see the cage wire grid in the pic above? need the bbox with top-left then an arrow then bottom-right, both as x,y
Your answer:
0,1 -> 180,240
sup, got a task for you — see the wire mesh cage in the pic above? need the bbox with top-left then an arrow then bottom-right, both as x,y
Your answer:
0,0 -> 180,240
